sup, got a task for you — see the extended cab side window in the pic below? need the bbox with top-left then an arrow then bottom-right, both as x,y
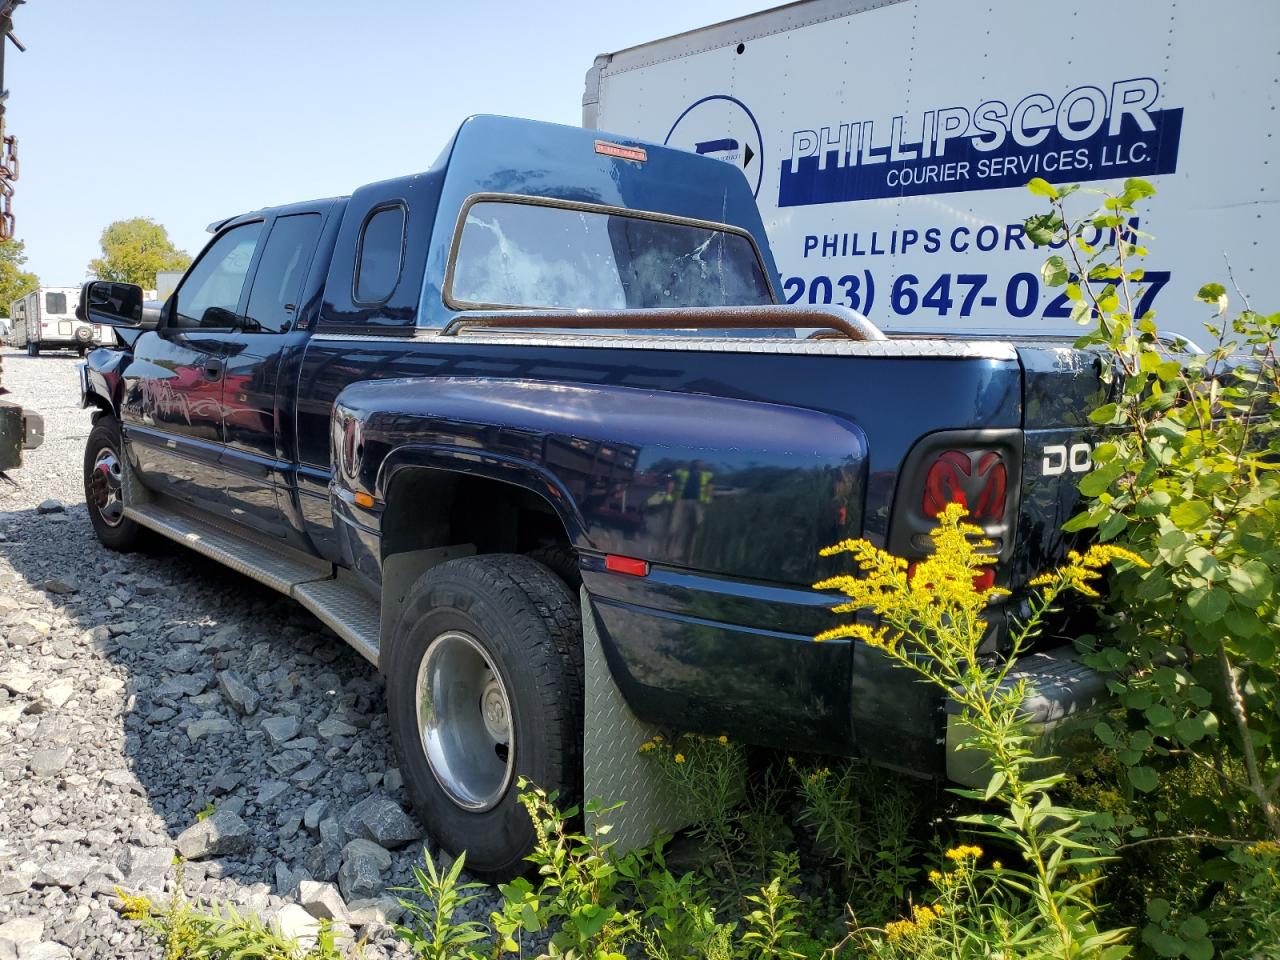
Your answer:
171,222 -> 264,330
243,213 -> 323,333
353,204 -> 405,304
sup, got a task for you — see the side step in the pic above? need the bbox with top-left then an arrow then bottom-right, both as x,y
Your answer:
125,501 -> 381,666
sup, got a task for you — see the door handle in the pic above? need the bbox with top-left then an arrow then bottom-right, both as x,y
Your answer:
201,359 -> 224,381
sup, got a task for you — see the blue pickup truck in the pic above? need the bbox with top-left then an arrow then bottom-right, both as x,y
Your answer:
77,115 -> 1106,879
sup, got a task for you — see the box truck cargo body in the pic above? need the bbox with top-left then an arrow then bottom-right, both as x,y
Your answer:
584,0 -> 1277,345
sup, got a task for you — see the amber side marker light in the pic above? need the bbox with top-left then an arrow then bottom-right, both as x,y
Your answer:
353,492 -> 375,509
605,554 -> 650,577
595,140 -> 647,163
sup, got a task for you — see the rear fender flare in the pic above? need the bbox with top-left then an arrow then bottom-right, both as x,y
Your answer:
375,445 -> 591,551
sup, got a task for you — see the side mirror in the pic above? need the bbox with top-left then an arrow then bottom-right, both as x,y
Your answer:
77,281 -> 155,328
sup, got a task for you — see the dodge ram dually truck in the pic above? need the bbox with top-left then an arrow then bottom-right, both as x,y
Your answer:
76,115 -> 1107,880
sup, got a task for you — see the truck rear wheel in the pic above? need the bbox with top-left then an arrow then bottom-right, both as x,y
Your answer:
84,416 -> 145,552
385,554 -> 583,881
26,342 -> 38,357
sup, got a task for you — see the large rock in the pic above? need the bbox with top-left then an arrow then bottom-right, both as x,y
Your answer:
0,918 -> 43,953
341,839 -> 392,873
217,670 -> 259,716
317,714 -> 357,739
187,715 -> 235,742
39,680 -> 74,710
0,863 -> 37,896
303,799 -> 328,831
261,715 -> 300,747
0,669 -> 36,695
19,944 -> 73,960
272,904 -> 321,946
304,842 -> 342,884
155,675 -> 208,699
28,747 -> 73,778
121,846 -> 175,894
297,880 -> 347,921
33,855 -> 98,889
341,796 -> 421,849
174,810 -> 251,860
337,854 -> 383,902
255,780 -> 288,806
345,896 -> 405,928
267,751 -> 309,777
272,904 -> 353,953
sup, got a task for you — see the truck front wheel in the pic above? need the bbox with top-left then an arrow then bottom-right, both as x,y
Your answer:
83,416 -> 145,551
385,554 -> 583,881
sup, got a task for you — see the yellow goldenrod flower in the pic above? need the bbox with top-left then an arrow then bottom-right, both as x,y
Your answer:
674,753 -> 685,764
884,919 -> 916,942
945,844 -> 983,862
1248,840 -> 1280,856
928,870 -> 943,883
992,861 -> 1003,871
718,735 -> 729,745
912,904 -> 938,925
638,741 -> 654,754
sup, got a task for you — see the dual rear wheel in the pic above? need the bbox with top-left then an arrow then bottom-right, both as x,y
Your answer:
385,553 -> 583,881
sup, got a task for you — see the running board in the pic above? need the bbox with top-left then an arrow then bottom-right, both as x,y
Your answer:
125,501 -> 381,666
294,573 -> 380,665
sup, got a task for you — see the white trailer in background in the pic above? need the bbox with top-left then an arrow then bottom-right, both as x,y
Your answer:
584,0 -> 1277,345
10,287 -> 109,355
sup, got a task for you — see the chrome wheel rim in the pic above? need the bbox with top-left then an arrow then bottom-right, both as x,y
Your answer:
89,448 -> 124,528
416,631 -> 514,811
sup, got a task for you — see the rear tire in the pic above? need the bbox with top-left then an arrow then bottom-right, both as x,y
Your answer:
526,543 -> 582,591
385,554 -> 583,881
84,416 -> 145,552
26,342 -> 38,357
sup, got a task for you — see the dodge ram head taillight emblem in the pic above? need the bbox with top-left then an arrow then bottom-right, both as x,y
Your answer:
922,449 -> 1008,521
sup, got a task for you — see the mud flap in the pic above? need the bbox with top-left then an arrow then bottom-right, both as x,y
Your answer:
581,588 -> 689,855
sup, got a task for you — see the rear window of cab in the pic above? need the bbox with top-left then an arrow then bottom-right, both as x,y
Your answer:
446,198 -> 773,313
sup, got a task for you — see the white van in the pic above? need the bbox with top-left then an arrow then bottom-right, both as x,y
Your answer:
9,287 -> 110,356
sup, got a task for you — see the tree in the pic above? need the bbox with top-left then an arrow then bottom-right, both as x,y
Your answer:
87,217 -> 191,289
0,239 -> 39,318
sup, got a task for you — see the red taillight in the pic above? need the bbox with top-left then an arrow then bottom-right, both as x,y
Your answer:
605,554 -> 649,577
922,449 -> 1008,521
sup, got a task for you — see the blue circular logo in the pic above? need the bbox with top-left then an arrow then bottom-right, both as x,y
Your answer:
664,95 -> 764,198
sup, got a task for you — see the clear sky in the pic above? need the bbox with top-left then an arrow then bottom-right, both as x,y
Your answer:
10,0 -> 767,285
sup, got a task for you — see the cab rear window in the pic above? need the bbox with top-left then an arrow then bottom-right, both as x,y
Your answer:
448,200 -> 772,312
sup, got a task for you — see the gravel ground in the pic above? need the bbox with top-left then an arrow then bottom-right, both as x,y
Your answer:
0,347 -> 500,958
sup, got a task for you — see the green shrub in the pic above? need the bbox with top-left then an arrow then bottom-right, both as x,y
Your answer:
1027,175 -> 1280,956
793,760 -> 921,927
117,884 -> 351,960
393,849 -> 489,960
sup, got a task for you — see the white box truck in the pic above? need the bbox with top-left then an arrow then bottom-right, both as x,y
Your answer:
10,286 -> 110,355
584,0 -> 1277,345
